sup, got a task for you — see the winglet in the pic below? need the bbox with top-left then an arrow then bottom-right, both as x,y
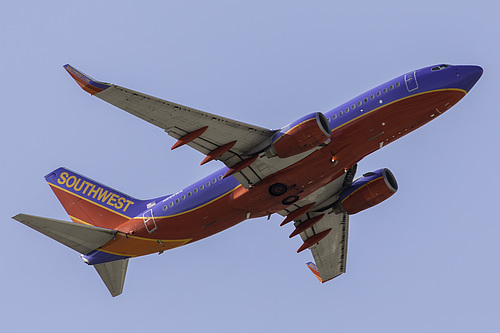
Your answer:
64,64 -> 111,95
306,262 -> 323,283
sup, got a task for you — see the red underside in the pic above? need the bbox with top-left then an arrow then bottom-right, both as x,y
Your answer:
83,89 -> 467,257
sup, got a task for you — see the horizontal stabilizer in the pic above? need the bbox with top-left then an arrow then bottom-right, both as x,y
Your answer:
12,214 -> 116,254
94,259 -> 129,297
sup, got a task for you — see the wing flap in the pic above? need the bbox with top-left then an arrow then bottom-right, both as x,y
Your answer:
12,214 -> 116,255
94,259 -> 129,297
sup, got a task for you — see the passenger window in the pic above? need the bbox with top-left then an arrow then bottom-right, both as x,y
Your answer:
396,82 -> 400,87
212,179 -> 216,184
383,88 -> 388,93
339,111 -> 343,116
175,198 -> 180,204
218,175 -> 223,180
181,195 -> 186,200
200,185 -> 204,190
206,182 -> 210,187
169,202 -> 174,207
376,92 -> 381,97
332,114 -> 337,120
364,98 -> 368,103
187,192 -> 192,197
351,104 -> 355,110
163,205 -> 168,211
370,94 -> 374,100
193,188 -> 198,194
357,101 -> 362,106
389,85 -> 394,90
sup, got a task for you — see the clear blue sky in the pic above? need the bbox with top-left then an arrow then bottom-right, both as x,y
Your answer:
2,1 -> 498,332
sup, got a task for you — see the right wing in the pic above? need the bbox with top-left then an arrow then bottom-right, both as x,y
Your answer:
64,65 -> 330,188
64,65 -> 275,173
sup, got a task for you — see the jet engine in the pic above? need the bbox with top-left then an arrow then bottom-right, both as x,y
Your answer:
268,112 -> 331,158
333,168 -> 398,215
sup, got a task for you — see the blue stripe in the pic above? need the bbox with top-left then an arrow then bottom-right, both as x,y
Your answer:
152,168 -> 240,218
324,64 -> 470,131
83,250 -> 130,265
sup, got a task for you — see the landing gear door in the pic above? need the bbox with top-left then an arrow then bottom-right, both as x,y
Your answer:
143,209 -> 157,234
404,71 -> 418,92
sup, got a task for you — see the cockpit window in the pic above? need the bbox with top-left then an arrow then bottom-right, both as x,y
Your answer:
431,64 -> 451,71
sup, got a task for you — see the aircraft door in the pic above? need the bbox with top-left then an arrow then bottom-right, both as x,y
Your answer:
143,209 -> 157,234
404,71 -> 419,92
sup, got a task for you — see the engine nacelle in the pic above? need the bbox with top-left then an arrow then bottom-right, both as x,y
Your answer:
334,168 -> 398,215
268,112 -> 331,158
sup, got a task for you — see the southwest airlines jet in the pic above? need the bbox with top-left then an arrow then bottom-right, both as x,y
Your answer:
13,64 -> 482,296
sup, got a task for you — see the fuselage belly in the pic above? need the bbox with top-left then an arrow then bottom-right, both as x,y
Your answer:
103,65 -> 478,258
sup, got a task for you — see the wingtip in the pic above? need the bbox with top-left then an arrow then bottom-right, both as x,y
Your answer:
64,64 -> 111,95
306,262 -> 323,283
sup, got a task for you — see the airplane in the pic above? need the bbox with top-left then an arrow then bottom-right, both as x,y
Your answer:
13,63 -> 483,296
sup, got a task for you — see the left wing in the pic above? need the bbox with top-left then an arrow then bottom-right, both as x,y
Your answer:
298,211 -> 349,282
64,65 -> 276,183
278,165 -> 357,282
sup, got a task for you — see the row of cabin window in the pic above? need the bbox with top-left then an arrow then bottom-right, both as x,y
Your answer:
328,82 -> 401,121
162,174 -> 224,211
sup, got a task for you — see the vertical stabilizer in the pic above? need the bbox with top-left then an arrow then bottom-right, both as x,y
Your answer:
44,167 -> 167,229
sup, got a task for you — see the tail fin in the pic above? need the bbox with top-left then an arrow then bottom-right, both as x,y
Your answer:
12,214 -> 128,296
45,167 -> 166,229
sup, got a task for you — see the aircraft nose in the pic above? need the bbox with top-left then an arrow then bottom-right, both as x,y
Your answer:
456,65 -> 483,92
